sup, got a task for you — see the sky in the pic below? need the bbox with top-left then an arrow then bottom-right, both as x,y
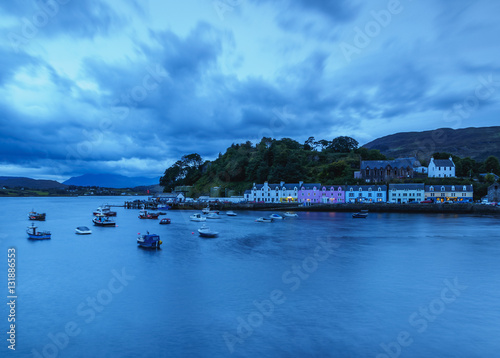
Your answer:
0,0 -> 499,181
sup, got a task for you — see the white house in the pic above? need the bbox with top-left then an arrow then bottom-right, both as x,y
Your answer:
249,181 -> 302,203
428,157 -> 455,178
388,183 -> 425,203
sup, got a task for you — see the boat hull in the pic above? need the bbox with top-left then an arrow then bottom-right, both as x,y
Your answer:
27,234 -> 51,240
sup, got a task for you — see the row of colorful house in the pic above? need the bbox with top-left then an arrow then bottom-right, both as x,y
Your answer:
244,182 -> 474,204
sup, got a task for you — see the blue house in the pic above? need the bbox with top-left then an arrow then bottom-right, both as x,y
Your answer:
344,185 -> 387,203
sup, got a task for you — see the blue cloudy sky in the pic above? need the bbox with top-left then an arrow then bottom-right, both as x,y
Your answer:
1,0 -> 499,180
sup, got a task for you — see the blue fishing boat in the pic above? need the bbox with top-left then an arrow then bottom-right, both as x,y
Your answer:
26,223 -> 51,240
137,232 -> 162,248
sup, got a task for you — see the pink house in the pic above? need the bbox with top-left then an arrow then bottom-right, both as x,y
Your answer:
298,184 -> 345,204
319,186 -> 345,203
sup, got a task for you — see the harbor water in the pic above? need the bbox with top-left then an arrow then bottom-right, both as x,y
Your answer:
1,196 -> 499,357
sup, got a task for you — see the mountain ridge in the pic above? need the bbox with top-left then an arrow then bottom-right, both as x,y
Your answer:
63,173 -> 160,188
363,126 -> 500,161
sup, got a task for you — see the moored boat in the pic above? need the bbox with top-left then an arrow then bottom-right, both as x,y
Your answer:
93,204 -> 117,217
27,223 -> 51,240
138,209 -> 160,219
190,213 -> 206,222
352,210 -> 369,218
75,226 -> 92,235
92,215 -> 116,227
137,232 -> 162,248
283,212 -> 298,218
270,213 -> 284,220
255,217 -> 274,223
206,213 -> 221,219
202,205 -> 219,215
226,211 -> 237,216
159,218 -> 171,225
198,224 -> 219,238
28,211 -> 46,221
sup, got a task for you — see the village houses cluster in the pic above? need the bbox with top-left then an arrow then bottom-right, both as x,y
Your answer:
244,156 -> 474,204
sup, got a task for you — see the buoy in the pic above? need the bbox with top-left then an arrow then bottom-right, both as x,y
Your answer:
192,232 -> 194,234
159,241 -> 163,245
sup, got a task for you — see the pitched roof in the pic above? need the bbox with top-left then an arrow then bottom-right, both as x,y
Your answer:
425,185 -> 473,191
361,157 -> 420,170
345,185 -> 387,190
300,183 -> 321,190
432,159 -> 454,167
389,183 -> 425,190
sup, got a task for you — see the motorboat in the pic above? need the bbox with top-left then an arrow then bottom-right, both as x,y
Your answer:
93,204 -> 117,217
352,210 -> 369,218
157,204 -> 171,210
159,218 -> 171,225
206,213 -> 221,219
28,210 -> 46,221
255,217 -> 273,223
137,232 -> 162,248
283,212 -> 298,217
75,226 -> 92,235
198,224 -> 219,238
92,215 -> 116,227
26,223 -> 51,240
270,214 -> 284,220
202,205 -> 219,215
226,211 -> 237,216
138,209 -> 160,219
190,213 -> 206,222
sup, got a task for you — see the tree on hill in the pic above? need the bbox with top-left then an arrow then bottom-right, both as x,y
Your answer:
328,136 -> 359,153
482,155 -> 500,175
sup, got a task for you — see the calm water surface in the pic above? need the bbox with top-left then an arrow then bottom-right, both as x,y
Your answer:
1,196 -> 499,358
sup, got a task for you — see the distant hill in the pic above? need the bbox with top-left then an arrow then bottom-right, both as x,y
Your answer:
0,177 -> 67,190
363,126 -> 500,161
63,174 -> 160,188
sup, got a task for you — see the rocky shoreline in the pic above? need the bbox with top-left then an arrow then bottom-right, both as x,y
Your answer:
160,202 -> 500,215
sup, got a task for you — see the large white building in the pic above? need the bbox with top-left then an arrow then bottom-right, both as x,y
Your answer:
247,181 -> 302,203
388,183 -> 425,203
428,157 -> 456,178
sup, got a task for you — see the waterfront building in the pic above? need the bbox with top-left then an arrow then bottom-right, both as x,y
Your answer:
344,185 -> 387,203
297,183 -> 322,203
388,183 -> 425,203
487,183 -> 500,202
360,158 -> 421,182
424,184 -> 473,202
318,186 -> 345,204
249,181 -> 302,203
428,157 -> 456,178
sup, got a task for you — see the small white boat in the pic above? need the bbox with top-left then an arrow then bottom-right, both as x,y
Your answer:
202,205 -> 219,215
283,212 -> 298,217
190,213 -> 206,222
75,226 -> 92,235
206,213 -> 220,219
270,214 -> 284,220
226,211 -> 237,216
198,224 -> 219,238
255,217 -> 273,223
